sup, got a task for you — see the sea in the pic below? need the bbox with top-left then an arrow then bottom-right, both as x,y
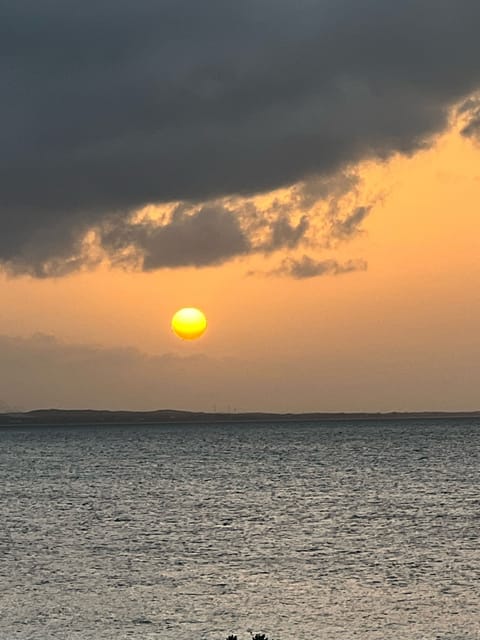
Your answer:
1,418 -> 479,640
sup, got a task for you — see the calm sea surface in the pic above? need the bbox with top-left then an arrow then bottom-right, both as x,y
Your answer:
1,419 -> 479,640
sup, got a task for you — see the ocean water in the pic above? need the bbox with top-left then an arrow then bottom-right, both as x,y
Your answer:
1,419 -> 479,640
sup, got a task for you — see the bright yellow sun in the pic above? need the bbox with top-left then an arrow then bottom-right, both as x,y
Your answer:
171,307 -> 207,340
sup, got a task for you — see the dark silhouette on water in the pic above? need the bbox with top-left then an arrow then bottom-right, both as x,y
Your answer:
1,408 -> 479,427
226,634 -> 270,640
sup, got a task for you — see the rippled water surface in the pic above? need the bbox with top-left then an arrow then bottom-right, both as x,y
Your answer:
1,419 -> 480,640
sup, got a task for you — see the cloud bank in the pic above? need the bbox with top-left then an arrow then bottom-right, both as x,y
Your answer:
2,0 -> 480,275
1,333 -> 479,412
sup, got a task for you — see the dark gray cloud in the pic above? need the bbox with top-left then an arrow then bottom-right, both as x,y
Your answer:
101,204 -> 251,269
2,0 -> 480,274
255,255 -> 368,279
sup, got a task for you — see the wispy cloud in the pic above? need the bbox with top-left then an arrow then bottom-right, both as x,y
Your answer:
329,206 -> 372,240
250,255 -> 368,280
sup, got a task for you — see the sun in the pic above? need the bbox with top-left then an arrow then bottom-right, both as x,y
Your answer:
171,307 -> 207,340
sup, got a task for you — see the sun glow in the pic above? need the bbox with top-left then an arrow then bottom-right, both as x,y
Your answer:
171,307 -> 207,340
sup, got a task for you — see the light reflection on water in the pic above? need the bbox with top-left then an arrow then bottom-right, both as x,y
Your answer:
1,419 -> 479,639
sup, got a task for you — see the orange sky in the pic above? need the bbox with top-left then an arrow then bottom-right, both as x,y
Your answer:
1,124 -> 479,411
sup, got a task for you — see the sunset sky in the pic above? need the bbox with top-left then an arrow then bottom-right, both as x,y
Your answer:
1,1 -> 480,412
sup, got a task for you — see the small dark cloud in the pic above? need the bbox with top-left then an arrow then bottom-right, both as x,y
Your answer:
330,206 -> 372,240
251,255 -> 368,279
101,204 -> 251,269
2,1 -> 480,275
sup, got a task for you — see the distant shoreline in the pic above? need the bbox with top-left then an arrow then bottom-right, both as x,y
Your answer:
1,408 -> 479,427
